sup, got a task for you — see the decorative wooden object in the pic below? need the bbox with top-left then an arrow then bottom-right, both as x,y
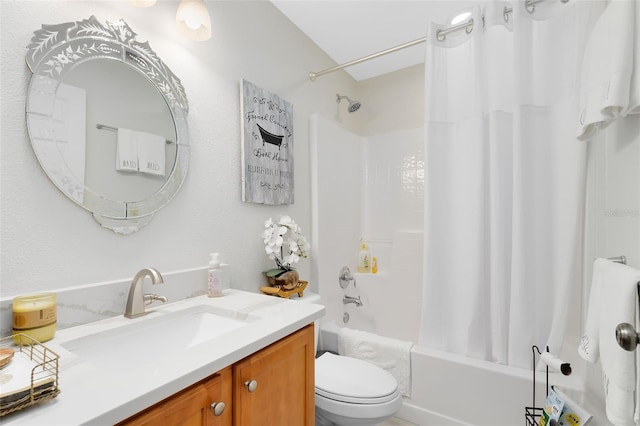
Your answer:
260,280 -> 308,299
240,79 -> 294,205
266,270 -> 299,290
0,349 -> 15,369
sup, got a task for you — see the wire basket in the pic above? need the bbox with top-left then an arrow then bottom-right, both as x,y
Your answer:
0,333 -> 60,417
525,406 -> 543,426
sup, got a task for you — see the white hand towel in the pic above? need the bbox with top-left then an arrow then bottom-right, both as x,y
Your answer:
137,131 -> 166,176
578,258 -> 640,426
116,128 -> 139,172
576,1 -> 640,141
578,260 -> 602,363
338,327 -> 413,397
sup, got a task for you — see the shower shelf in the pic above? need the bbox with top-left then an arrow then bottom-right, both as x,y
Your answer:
524,345 -> 548,426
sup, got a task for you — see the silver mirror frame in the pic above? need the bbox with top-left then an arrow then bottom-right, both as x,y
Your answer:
25,16 -> 189,234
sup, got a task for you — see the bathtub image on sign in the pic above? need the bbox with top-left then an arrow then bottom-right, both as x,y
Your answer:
240,79 -> 294,205
256,124 -> 284,150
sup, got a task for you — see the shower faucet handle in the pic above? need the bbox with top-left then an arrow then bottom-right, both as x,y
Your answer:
339,266 -> 356,289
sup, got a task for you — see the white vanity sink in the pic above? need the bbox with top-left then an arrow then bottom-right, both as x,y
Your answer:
2,290 -> 324,426
61,304 -> 257,373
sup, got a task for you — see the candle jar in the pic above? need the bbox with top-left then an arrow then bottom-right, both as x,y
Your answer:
12,293 -> 57,344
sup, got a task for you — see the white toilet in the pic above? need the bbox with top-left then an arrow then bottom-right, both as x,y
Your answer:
293,292 -> 403,426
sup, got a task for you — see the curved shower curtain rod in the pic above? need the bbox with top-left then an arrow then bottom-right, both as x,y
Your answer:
308,0 -> 553,81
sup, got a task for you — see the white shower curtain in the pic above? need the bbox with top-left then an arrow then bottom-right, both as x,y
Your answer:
420,0 -> 603,368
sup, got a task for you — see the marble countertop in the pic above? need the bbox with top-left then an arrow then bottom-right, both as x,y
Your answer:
1,289 -> 324,425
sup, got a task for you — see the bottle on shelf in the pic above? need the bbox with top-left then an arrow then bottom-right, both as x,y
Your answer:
357,243 -> 371,273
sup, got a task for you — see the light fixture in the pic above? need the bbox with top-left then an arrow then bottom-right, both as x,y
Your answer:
176,0 -> 212,41
125,0 -> 157,7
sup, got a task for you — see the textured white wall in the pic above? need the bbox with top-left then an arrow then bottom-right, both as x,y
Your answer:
0,0 -> 360,297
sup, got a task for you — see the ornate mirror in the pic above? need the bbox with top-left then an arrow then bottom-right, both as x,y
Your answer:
25,16 -> 189,234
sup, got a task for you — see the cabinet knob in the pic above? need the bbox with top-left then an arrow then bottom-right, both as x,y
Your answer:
210,401 -> 225,416
244,379 -> 258,393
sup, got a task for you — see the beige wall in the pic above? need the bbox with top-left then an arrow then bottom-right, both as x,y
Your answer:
357,63 -> 425,136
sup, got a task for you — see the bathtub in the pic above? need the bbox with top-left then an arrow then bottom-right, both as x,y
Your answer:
318,321 -> 600,426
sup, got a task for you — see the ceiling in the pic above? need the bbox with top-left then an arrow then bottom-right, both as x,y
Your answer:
271,1 -> 478,81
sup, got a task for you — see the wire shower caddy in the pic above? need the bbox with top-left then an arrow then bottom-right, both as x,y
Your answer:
525,345 -> 549,426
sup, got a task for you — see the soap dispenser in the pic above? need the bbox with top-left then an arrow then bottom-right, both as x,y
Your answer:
208,253 -> 223,297
357,243 -> 371,273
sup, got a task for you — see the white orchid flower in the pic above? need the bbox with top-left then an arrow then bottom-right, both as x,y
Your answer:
283,253 -> 300,266
278,215 -> 292,225
262,215 -> 310,271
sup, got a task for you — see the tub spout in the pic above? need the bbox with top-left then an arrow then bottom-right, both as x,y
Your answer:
343,295 -> 363,307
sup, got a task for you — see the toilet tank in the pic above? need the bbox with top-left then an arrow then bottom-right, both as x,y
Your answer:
290,291 -> 322,352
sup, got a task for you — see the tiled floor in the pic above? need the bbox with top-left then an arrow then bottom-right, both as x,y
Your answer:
379,417 -> 418,426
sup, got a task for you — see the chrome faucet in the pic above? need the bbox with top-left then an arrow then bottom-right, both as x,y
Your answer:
343,295 -> 363,307
124,268 -> 166,318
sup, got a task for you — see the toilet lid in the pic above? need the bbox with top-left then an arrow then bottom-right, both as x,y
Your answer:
315,352 -> 398,404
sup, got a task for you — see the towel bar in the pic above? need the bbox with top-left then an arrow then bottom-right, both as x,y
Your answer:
96,123 -> 173,144
607,255 -> 627,265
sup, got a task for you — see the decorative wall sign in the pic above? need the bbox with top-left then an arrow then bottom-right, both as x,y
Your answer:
240,79 -> 294,204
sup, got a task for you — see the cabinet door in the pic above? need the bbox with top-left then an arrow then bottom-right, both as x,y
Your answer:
233,324 -> 315,426
119,366 -> 232,426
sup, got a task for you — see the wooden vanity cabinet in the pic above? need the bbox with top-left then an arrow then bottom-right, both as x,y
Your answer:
118,324 -> 314,426
233,324 -> 315,426
119,366 -> 232,426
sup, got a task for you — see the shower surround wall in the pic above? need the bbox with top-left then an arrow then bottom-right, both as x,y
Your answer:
310,114 -> 424,341
310,114 -> 362,326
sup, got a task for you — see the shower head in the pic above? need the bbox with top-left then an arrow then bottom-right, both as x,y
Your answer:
336,94 -> 361,113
